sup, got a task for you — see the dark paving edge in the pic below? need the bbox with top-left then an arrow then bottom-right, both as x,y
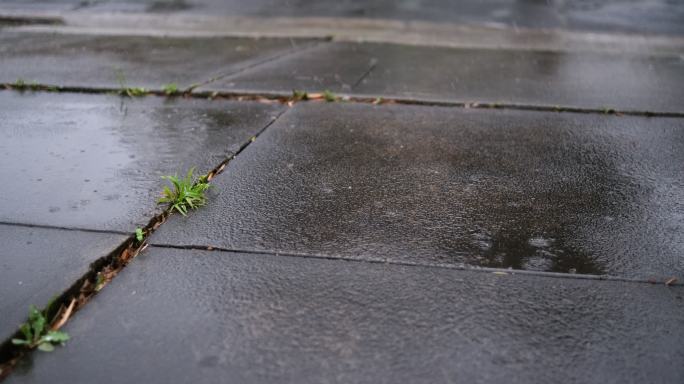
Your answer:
0,15 -> 63,27
2,85 -> 683,119
0,98 -> 290,380
148,243 -> 683,287
0,221 -> 130,236
192,89 -> 684,118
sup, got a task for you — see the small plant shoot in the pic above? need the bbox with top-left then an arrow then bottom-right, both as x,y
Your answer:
292,89 -> 308,101
158,167 -> 211,216
11,305 -> 69,352
115,69 -> 148,97
135,227 -> 145,242
323,90 -> 337,102
162,83 -> 179,95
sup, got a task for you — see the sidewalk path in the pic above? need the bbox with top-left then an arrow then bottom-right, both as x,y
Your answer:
0,3 -> 682,383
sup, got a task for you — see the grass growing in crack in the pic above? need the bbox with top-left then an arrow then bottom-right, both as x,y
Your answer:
115,69 -> 148,97
292,89 -> 308,101
135,227 -> 145,242
162,83 -> 179,96
11,304 -> 69,352
11,78 -> 41,91
323,90 -> 337,102
158,167 -> 211,216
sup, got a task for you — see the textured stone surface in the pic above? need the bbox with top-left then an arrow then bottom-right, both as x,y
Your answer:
0,224 -> 126,344
207,42 -> 684,112
8,247 -> 684,384
206,43 -> 375,94
0,31 -> 317,90
153,102 -> 684,279
0,91 -> 284,231
3,0 -> 684,35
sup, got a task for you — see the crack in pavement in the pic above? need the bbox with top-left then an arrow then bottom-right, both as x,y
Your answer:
0,221 -> 129,236
147,243 -> 683,287
351,58 -> 378,90
0,105 -> 291,377
183,39 -> 332,93
2,85 -> 683,119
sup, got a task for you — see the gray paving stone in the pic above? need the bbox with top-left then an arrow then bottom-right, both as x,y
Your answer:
153,102 -> 684,279
3,0 -> 684,35
205,42 -> 684,113
205,43 -> 375,94
8,246 -> 684,384
0,91 -> 284,231
0,224 -> 126,345
0,31 -> 317,90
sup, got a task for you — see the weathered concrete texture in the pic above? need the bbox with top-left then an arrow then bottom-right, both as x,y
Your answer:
0,31 -> 318,90
153,102 -> 684,279
0,91 -> 284,231
0,224 -> 126,345
9,246 -> 684,384
206,43 -> 375,94
206,42 -> 684,113
4,0 -> 684,36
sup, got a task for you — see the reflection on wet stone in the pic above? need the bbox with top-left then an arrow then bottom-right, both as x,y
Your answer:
153,102 -> 684,280
0,92 -> 283,231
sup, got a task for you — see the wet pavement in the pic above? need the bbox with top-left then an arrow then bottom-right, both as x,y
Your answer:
3,0 -> 684,36
0,31 -> 318,91
3,31 -> 683,112
0,3 -> 683,383
0,91 -> 283,361
152,102 -> 684,280
0,91 -> 283,231
204,42 -> 684,113
7,247 -> 684,384
0,224 -> 125,347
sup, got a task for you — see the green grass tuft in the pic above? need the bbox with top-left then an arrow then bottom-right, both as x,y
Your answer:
13,78 -> 26,88
115,69 -> 148,97
11,78 -> 40,91
135,227 -> 145,242
323,90 -> 337,102
162,83 -> 179,95
158,167 -> 211,216
292,89 -> 308,101
11,303 -> 69,352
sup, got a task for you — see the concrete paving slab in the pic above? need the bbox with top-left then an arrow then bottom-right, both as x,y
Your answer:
0,91 -> 284,231
8,246 -> 683,383
0,224 -> 126,345
4,0 -> 684,36
0,31 -> 318,90
205,42 -> 684,113
203,42 -> 375,94
153,102 -> 684,280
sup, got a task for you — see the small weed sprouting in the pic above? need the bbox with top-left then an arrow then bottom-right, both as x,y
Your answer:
158,167 -> 211,216
13,78 -> 26,89
135,227 -> 145,242
323,90 -> 337,102
115,69 -> 148,97
162,83 -> 179,96
292,89 -> 308,101
11,78 -> 39,91
124,87 -> 148,97
11,304 -> 69,352
95,273 -> 106,292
